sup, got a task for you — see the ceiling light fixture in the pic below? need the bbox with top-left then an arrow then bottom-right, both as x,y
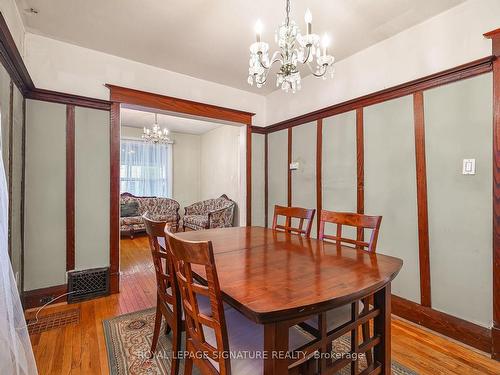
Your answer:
142,113 -> 171,144
248,0 -> 335,93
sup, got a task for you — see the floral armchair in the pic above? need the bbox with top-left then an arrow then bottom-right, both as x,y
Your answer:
182,194 -> 236,231
120,192 -> 180,238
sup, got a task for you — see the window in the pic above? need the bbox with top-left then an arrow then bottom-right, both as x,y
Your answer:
120,139 -> 172,197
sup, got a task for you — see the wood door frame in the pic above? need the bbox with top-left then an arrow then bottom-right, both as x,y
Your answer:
106,84 -> 255,294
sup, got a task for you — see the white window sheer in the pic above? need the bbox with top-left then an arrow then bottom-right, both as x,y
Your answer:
120,139 -> 172,197
0,136 -> 37,373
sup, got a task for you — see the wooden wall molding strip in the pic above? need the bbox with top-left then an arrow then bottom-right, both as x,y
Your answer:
264,133 -> 269,227
356,108 -> 364,243
23,284 -> 68,310
262,56 -> 494,134
392,295 -> 491,354
106,84 -> 254,125
7,80 -> 13,258
0,13 -> 34,94
493,56 -> 500,360
287,128 -> 292,206
66,105 -> 75,271
109,103 -> 121,294
316,119 -> 323,238
485,28 -> 500,360
20,98 -> 26,296
26,88 -> 111,111
246,124 -> 252,226
484,28 -> 500,56
251,125 -> 267,134
413,92 -> 432,308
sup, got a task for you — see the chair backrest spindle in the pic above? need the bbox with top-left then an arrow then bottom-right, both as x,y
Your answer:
318,211 -> 382,252
272,205 -> 316,238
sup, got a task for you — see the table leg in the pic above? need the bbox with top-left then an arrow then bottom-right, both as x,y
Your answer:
264,321 -> 289,375
373,284 -> 391,375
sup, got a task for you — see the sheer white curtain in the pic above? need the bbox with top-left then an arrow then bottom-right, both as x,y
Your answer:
120,139 -> 173,197
0,146 -> 37,373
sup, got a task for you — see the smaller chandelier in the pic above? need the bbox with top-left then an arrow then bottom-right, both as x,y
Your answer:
142,113 -> 171,144
248,0 -> 335,93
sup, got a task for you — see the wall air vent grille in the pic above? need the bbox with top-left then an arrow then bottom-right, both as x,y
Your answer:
67,267 -> 109,303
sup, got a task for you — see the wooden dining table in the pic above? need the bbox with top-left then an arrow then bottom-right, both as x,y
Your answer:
174,226 -> 403,375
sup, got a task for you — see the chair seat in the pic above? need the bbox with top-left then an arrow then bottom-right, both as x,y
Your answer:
183,214 -> 208,229
204,308 -> 313,375
121,214 -> 178,226
304,302 -> 364,332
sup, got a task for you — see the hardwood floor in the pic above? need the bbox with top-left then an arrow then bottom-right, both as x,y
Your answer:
27,236 -> 500,374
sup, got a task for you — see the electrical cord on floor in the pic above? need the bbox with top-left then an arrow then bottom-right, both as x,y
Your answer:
19,290 -> 82,331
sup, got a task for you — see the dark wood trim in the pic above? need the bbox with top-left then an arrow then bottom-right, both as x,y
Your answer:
23,284 -> 68,310
66,105 -> 75,271
392,295 -> 491,354
316,119 -> 323,238
7,80 -> 13,258
109,103 -> 121,294
287,128 -> 292,206
0,13 -> 34,94
486,28 -> 500,361
106,84 -> 254,125
493,327 -> 500,360
246,124 -> 252,226
356,108 -> 364,242
484,28 -> 500,38
485,28 -> 500,57
20,97 -> 26,296
492,44 -> 500,361
264,56 -> 494,133
264,133 -> 269,227
251,125 -> 267,134
26,88 -> 111,111
413,92 -> 432,308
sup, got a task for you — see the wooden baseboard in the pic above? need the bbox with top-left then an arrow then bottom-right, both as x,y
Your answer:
23,284 -> 68,310
492,326 -> 500,360
391,295 -> 492,354
109,272 -> 119,295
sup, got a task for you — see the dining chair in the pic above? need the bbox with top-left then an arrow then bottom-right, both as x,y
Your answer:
143,215 -> 214,374
318,210 -> 382,252
165,228 -> 313,375
143,215 -> 183,375
272,205 -> 316,238
317,210 -> 382,366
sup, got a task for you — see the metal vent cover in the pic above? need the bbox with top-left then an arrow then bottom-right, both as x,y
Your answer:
27,308 -> 80,335
68,267 -> 109,303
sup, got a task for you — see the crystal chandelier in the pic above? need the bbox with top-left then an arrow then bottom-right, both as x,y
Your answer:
248,0 -> 335,93
142,113 -> 171,144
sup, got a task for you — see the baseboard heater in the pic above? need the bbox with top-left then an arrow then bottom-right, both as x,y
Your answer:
67,267 -> 110,303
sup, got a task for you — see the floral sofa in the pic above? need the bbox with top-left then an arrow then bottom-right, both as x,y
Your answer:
120,192 -> 180,238
182,194 -> 236,231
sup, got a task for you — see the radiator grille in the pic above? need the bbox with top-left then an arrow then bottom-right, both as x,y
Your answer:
68,267 -> 109,303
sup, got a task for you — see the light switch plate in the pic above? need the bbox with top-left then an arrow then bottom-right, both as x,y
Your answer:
289,162 -> 299,170
462,159 -> 475,175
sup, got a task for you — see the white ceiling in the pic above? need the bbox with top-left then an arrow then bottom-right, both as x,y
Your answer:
17,0 -> 465,95
121,108 -> 224,135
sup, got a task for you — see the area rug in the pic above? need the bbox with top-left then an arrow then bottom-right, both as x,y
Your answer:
103,308 -> 418,375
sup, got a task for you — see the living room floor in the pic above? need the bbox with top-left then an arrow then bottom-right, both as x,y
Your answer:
26,236 -> 500,375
